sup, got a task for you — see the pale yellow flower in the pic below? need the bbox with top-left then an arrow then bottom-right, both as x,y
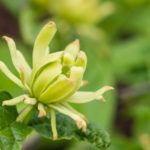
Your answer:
0,21 -> 113,140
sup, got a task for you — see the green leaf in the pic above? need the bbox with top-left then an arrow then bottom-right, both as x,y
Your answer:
0,122 -> 32,150
0,91 -> 17,128
30,111 -> 111,149
0,91 -> 32,150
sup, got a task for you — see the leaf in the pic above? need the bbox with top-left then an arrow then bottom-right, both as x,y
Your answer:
0,122 -> 32,150
29,111 -> 111,149
0,91 -> 17,128
0,90 -> 32,150
0,92 -> 110,149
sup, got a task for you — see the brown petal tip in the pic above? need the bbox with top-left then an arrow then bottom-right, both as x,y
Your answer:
82,80 -> 88,86
2,36 -> 11,41
82,125 -> 87,132
18,65 -> 25,73
67,78 -> 75,85
61,51 -> 65,57
76,120 -> 82,129
100,97 -> 106,103
72,39 -> 80,48
78,51 -> 86,60
104,86 -> 114,91
53,136 -> 57,141
38,110 -> 46,118
47,21 -> 56,27
83,117 -> 88,123
2,102 -> 6,106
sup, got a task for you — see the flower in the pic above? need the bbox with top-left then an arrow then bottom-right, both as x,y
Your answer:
33,0 -> 114,25
0,21 -> 113,140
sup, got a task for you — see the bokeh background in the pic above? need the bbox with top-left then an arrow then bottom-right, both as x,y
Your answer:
0,0 -> 150,149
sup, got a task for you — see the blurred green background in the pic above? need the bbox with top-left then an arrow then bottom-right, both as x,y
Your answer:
0,0 -> 150,149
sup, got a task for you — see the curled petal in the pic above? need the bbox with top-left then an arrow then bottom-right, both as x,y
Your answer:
45,47 -> 50,56
61,102 -> 88,123
64,39 -> 80,60
18,65 -> 25,86
2,94 -> 27,106
17,50 -> 32,85
16,105 -> 35,124
33,21 -> 57,67
96,86 -> 114,95
62,66 -> 84,100
75,51 -> 87,71
80,80 -> 88,87
63,52 -> 74,66
39,75 -> 74,104
49,109 -> 58,140
66,92 -> 101,103
32,62 -> 62,97
3,36 -> 31,85
0,61 -> 24,89
3,36 -> 20,73
49,104 -> 86,132
31,51 -> 63,87
38,103 -> 46,117
66,86 -> 114,103
49,104 -> 80,123
17,66 -> 31,94
23,97 -> 37,105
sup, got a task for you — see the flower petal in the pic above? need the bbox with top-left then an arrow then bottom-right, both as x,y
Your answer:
39,75 -> 74,104
80,80 -> 88,87
69,66 -> 84,91
61,102 -> 88,123
17,50 -> 32,84
50,109 -> 58,140
66,92 -> 100,103
33,21 -> 57,67
75,51 -> 87,71
30,51 -> 63,87
0,61 -> 24,88
66,86 -> 114,103
49,103 -> 86,132
63,52 -> 74,66
3,36 -> 31,85
45,47 -> 50,56
61,66 -> 84,100
23,97 -> 37,105
38,103 -> 46,117
3,36 -> 20,72
16,105 -> 35,124
32,62 -> 62,97
64,39 -> 80,60
2,94 -> 27,106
